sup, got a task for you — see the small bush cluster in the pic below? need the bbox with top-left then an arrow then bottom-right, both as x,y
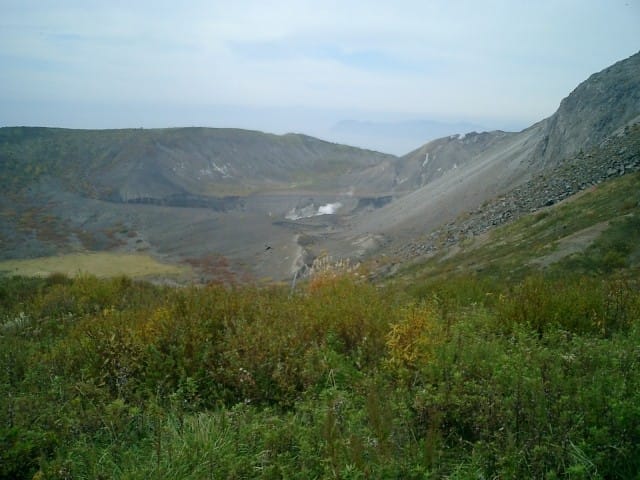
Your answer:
1,271 -> 639,478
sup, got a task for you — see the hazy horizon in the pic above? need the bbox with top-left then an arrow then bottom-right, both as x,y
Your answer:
2,1 -> 639,154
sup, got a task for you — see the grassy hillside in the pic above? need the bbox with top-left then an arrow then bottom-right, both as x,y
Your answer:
2,250 -> 639,477
393,171 -> 640,288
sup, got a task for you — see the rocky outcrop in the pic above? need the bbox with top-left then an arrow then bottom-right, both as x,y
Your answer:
534,51 -> 640,169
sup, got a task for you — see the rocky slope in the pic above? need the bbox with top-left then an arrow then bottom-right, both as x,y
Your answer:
393,130 -> 518,192
534,51 -> 640,169
387,51 -> 640,195
347,51 -> 640,244
387,122 -> 640,264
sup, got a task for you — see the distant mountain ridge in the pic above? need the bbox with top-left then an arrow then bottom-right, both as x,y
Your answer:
0,127 -> 397,201
329,118 -> 488,155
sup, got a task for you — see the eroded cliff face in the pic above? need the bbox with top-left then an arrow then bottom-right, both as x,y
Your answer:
534,51 -> 640,169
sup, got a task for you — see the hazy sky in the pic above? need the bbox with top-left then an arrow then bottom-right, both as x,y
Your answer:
1,0 -> 639,148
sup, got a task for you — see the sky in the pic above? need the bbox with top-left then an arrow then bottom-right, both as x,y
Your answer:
1,0 -> 639,153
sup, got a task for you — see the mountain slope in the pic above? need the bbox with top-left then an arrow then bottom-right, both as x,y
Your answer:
0,127 -> 398,201
393,167 -> 640,287
372,122 -> 640,275
535,51 -> 640,168
393,130 -> 517,192
350,122 -> 546,239
0,127 -> 401,281
390,51 -> 640,193
350,51 -> 640,244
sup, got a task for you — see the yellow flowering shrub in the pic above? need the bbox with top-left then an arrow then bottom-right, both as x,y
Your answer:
386,303 -> 442,370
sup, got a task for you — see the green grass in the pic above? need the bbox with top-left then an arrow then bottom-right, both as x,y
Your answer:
1,266 -> 639,479
397,172 -> 640,286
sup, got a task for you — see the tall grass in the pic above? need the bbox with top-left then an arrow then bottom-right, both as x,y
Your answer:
1,271 -> 639,479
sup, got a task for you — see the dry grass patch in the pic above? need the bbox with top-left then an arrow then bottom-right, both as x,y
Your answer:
0,252 -> 191,279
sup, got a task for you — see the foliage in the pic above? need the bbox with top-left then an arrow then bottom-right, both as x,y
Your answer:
1,268 -> 639,478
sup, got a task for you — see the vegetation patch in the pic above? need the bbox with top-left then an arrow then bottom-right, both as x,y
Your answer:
0,252 -> 190,280
183,253 -> 252,285
1,268 -> 638,478
398,172 -> 640,285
